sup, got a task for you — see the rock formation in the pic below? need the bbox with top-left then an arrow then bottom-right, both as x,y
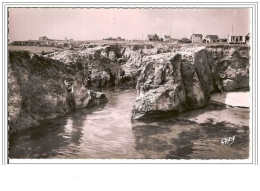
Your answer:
8,44 -> 250,130
8,51 -> 108,132
132,45 -> 250,119
206,46 -> 249,91
132,53 -> 187,119
45,43 -> 174,89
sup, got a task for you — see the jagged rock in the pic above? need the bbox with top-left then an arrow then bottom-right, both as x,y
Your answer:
182,61 -> 208,108
8,51 -> 109,132
181,49 -> 213,108
45,43 -> 175,89
86,90 -> 108,107
73,86 -> 108,109
73,72 -> 108,108
132,54 -> 187,119
132,46 -> 250,119
206,46 -> 250,91
8,51 -> 72,132
108,51 -> 116,61
9,44 -> 250,125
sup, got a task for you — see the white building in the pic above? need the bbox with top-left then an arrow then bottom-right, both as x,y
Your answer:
191,34 -> 203,43
228,35 -> 246,44
204,35 -> 219,43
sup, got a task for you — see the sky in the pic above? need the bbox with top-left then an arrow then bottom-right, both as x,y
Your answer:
8,8 -> 250,42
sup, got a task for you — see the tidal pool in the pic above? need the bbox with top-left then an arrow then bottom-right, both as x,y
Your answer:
9,89 -> 249,159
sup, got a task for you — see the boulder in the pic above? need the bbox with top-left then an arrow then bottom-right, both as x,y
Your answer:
132,54 -> 187,119
8,51 -> 109,132
73,72 -> 108,109
8,51 -> 72,132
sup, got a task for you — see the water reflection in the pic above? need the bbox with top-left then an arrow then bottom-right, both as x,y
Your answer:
132,118 -> 249,159
9,89 -> 249,159
9,119 -> 70,158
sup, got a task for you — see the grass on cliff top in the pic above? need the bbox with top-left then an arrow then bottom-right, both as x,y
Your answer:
8,42 -> 249,55
8,45 -> 60,54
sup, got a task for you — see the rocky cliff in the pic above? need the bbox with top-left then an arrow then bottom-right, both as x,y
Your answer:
45,43 -> 174,89
8,44 -> 250,131
8,51 -> 107,133
132,45 -> 250,119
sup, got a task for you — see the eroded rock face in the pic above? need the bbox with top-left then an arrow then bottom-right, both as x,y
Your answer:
8,51 -> 108,132
8,51 -> 72,132
132,54 -> 187,119
8,44 -> 250,129
132,46 -> 250,119
206,46 -> 250,91
45,43 -> 174,89
72,72 -> 108,109
132,51 -> 212,120
46,45 -> 132,88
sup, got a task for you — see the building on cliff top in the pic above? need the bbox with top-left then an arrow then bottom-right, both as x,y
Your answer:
228,34 -> 248,44
191,34 -> 203,43
204,35 -> 219,43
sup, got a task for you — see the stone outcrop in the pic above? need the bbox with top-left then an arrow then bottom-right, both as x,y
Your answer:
72,71 -> 108,109
132,45 -> 250,119
8,51 -> 108,132
8,44 -> 250,127
132,54 -> 187,119
45,43 -> 174,89
206,46 -> 249,91
46,44 -> 134,88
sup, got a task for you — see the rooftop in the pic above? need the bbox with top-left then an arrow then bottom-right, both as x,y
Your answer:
191,34 -> 203,38
205,35 -> 219,40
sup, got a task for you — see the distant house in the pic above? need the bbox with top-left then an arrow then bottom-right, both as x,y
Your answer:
148,34 -> 160,41
163,35 -> 171,42
205,35 -> 219,43
39,36 -> 49,41
191,34 -> 203,43
68,39 -> 73,41
228,35 -> 247,44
